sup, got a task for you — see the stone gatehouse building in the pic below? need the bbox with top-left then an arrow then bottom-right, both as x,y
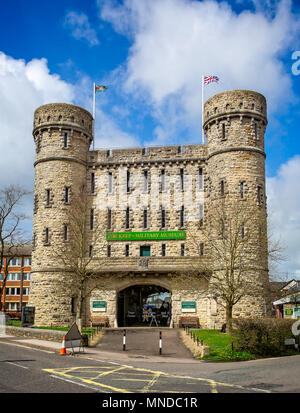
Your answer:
28,89 -> 270,328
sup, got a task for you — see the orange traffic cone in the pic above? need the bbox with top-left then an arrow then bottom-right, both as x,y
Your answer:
60,336 -> 67,355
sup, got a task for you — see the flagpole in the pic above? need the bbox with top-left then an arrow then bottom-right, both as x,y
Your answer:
92,82 -> 96,151
202,75 -> 204,144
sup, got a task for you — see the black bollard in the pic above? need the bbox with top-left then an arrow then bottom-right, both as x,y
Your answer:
159,331 -> 162,355
123,329 -> 126,351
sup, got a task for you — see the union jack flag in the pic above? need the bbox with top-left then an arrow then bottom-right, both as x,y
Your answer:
204,75 -> 219,85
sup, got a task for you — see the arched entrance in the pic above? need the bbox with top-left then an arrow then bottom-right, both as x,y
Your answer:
117,285 -> 171,327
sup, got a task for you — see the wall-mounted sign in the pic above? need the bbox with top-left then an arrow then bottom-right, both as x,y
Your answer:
285,309 -> 293,316
106,230 -> 186,242
181,301 -> 196,313
92,301 -> 106,312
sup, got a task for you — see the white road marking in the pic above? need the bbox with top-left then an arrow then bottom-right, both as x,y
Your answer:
6,361 -> 29,369
49,374 -> 108,392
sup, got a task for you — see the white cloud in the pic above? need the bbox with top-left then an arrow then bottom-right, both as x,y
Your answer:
100,0 -> 300,143
64,11 -> 99,46
267,156 -> 300,278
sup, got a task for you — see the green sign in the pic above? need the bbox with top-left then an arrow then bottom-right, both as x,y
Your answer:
182,301 -> 196,309
106,230 -> 186,242
92,301 -> 106,309
285,309 -> 293,316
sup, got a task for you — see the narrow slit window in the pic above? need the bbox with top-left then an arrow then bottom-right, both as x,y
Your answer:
65,186 -> 69,203
63,225 -> 68,241
107,208 -> 112,230
161,169 -> 165,192
127,170 -> 130,193
125,244 -> 129,257
46,189 -> 50,206
200,203 -> 204,226
162,243 -> 166,257
143,208 -> 148,229
240,182 -> 244,199
108,172 -> 113,193
90,209 -> 94,230
180,168 -> 184,191
199,168 -> 203,190
161,207 -> 166,229
63,132 -> 68,148
91,172 -> 95,194
181,244 -> 185,256
107,245 -> 111,257
126,207 -> 130,229
220,180 -> 225,196
180,206 -> 184,228
144,170 -> 148,192
45,227 -> 49,244
222,123 -> 226,139
200,243 -> 204,256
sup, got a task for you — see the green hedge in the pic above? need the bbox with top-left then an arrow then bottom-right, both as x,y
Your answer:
233,318 -> 297,356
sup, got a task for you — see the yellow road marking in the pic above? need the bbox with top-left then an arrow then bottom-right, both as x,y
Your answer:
141,372 -> 161,393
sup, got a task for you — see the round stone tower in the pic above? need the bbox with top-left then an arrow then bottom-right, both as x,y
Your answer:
204,90 -> 270,319
28,103 -> 93,326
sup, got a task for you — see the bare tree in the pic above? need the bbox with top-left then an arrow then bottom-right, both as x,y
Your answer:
0,185 -> 31,311
185,199 -> 271,334
49,191 -> 108,331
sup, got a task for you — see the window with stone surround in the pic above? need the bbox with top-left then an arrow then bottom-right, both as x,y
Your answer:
199,203 -> 204,227
125,244 -> 129,257
180,205 -> 184,228
162,243 -> 166,256
143,207 -> 148,229
89,245 -> 93,258
161,169 -> 165,192
220,180 -> 225,196
125,207 -> 130,229
90,209 -> 94,230
127,170 -> 130,193
107,244 -> 111,257
199,168 -> 204,190
240,181 -> 245,199
108,172 -> 113,193
63,224 -> 68,241
107,208 -> 112,230
64,186 -> 70,203
46,189 -> 51,207
91,172 -> 95,194
161,207 -> 166,229
63,132 -> 68,148
200,243 -> 204,256
44,227 -> 50,245
180,168 -> 184,191
181,243 -> 185,256
143,170 -> 148,192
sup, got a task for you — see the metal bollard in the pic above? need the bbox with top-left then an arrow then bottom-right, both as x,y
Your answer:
159,331 -> 162,355
123,329 -> 126,351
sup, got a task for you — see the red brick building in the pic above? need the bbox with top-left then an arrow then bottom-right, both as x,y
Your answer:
0,245 -> 32,318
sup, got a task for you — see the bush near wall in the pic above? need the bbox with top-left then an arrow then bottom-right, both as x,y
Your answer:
233,318 -> 297,356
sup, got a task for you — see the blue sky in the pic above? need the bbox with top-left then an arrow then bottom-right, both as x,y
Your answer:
0,0 -> 300,277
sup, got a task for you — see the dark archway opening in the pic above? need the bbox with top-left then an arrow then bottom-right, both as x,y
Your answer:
117,285 -> 171,327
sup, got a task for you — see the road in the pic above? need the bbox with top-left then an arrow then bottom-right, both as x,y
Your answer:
0,339 -> 273,395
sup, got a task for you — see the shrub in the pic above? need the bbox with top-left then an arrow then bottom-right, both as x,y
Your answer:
233,318 -> 296,356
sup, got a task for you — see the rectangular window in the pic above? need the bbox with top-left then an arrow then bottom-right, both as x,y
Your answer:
161,169 -> 165,192
91,172 -> 95,194
140,246 -> 150,257
180,168 -> 184,191
45,227 -> 49,244
24,258 -> 31,266
46,189 -> 50,206
241,223 -> 245,238
90,209 -> 94,230
107,208 -> 112,230
64,225 -> 68,241
200,243 -> 204,256
125,244 -> 129,257
199,168 -> 204,190
144,170 -> 148,192
220,180 -> 225,196
108,172 -> 113,193
7,273 -> 21,281
162,244 -> 166,257
180,206 -> 184,228
89,245 -> 93,258
63,132 -> 68,148
9,258 -> 21,266
64,187 -> 69,203
222,123 -> 226,139
23,288 -> 30,296
200,203 -> 204,227
127,170 -> 130,193
161,207 -> 166,229
107,245 -> 111,257
143,208 -> 148,229
240,182 -> 244,199
23,273 -> 31,281
181,244 -> 185,256
125,207 -> 130,229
